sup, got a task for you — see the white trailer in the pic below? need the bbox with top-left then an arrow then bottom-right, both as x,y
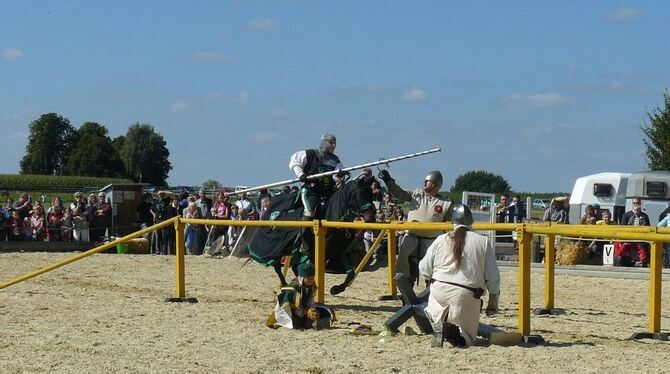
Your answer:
624,171 -> 670,225
568,172 -> 630,224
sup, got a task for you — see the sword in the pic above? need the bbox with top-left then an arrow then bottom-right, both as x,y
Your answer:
231,148 -> 441,195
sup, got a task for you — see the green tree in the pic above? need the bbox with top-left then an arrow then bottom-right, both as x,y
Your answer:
202,179 -> 221,191
641,91 -> 670,170
65,122 -> 125,177
450,170 -> 511,194
20,113 -> 77,175
120,123 -> 172,186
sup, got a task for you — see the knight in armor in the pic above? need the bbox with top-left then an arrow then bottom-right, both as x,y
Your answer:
289,133 -> 346,258
378,169 -> 453,285
265,262 -> 336,330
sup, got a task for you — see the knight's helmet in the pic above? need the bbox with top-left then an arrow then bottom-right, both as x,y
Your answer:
319,133 -> 337,153
451,204 -> 473,227
424,170 -> 443,189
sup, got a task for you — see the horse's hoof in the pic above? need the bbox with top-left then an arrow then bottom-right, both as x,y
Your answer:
330,285 -> 345,295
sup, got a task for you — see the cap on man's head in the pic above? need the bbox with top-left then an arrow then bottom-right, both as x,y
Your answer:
592,203 -> 601,209
298,262 -> 315,277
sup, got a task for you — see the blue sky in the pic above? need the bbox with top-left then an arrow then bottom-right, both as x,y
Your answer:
1,1 -> 669,192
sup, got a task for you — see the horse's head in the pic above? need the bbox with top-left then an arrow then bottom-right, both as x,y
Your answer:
324,173 -> 377,223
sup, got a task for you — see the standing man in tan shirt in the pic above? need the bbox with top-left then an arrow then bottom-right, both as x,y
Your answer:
378,169 -> 452,285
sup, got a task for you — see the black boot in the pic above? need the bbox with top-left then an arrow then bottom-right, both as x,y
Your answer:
300,216 -> 315,262
443,323 -> 467,348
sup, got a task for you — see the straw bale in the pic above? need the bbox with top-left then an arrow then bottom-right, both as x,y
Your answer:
125,238 -> 150,254
555,240 -> 589,265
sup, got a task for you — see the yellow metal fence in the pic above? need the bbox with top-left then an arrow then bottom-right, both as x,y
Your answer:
2,218 -> 669,339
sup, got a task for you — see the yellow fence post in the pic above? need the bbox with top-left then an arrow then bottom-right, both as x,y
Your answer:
518,225 -> 532,338
175,218 -> 186,298
165,218 -> 197,303
314,220 -> 327,303
543,234 -> 555,311
649,241 -> 662,333
386,229 -> 398,297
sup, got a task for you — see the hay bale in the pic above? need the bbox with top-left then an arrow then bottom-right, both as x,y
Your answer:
125,238 -> 150,254
556,240 -> 589,265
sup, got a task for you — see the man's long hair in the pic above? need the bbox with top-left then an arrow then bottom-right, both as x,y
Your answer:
450,226 -> 467,269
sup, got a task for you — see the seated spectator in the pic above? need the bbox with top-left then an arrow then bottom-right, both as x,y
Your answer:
596,210 -> 613,225
543,197 -> 569,223
93,191 -> 112,243
580,205 -> 597,225
178,190 -> 190,216
495,194 -> 510,222
47,205 -> 64,241
509,195 -> 526,223
371,181 -> 384,203
22,217 -> 33,241
614,197 -> 650,267
290,186 -> 299,193
592,203 -> 602,221
46,196 -> 65,216
282,185 -> 291,194
62,208 -> 74,242
235,192 -> 257,220
13,193 -> 32,220
184,202 -> 202,255
30,205 -> 46,241
258,195 -> 271,220
137,193 -> 154,230
71,192 -> 89,242
495,194 -> 514,244
153,191 -> 172,254
228,205 -> 242,247
382,192 -> 394,218
7,210 -> 23,241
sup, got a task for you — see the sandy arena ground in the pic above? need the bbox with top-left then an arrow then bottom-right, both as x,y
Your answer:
1,252 -> 670,373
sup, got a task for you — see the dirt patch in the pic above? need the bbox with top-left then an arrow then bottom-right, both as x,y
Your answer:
1,253 -> 669,373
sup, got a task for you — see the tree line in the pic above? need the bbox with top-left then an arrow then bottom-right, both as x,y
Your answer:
19,113 -> 172,186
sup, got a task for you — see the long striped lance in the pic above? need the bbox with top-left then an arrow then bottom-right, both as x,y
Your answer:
232,148 -> 441,195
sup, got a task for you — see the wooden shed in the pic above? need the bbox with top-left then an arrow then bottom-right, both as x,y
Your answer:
99,183 -> 143,237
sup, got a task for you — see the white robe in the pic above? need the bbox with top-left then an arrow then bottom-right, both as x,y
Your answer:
419,231 -> 500,346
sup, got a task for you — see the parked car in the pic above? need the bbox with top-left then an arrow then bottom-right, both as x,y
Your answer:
532,199 -> 549,210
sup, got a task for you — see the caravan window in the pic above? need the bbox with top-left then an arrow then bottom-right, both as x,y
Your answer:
646,181 -> 668,198
593,183 -> 614,197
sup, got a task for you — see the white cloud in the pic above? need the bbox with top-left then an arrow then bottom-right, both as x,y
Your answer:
3,114 -> 20,121
401,88 -> 428,102
248,19 -> 280,30
502,92 -> 570,109
253,131 -> 278,143
237,90 -> 249,104
170,100 -> 189,112
1,49 -> 23,60
607,8 -> 639,22
193,51 -> 230,62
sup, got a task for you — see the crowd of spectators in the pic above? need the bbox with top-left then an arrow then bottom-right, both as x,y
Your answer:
0,191 -> 112,244
142,187 -> 281,256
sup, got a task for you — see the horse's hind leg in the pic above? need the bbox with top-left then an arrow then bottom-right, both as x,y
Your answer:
330,271 -> 356,295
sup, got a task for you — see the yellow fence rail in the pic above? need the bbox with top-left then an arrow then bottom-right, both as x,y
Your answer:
2,218 -> 668,340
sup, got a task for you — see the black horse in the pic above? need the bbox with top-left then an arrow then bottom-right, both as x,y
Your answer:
249,175 -> 376,295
